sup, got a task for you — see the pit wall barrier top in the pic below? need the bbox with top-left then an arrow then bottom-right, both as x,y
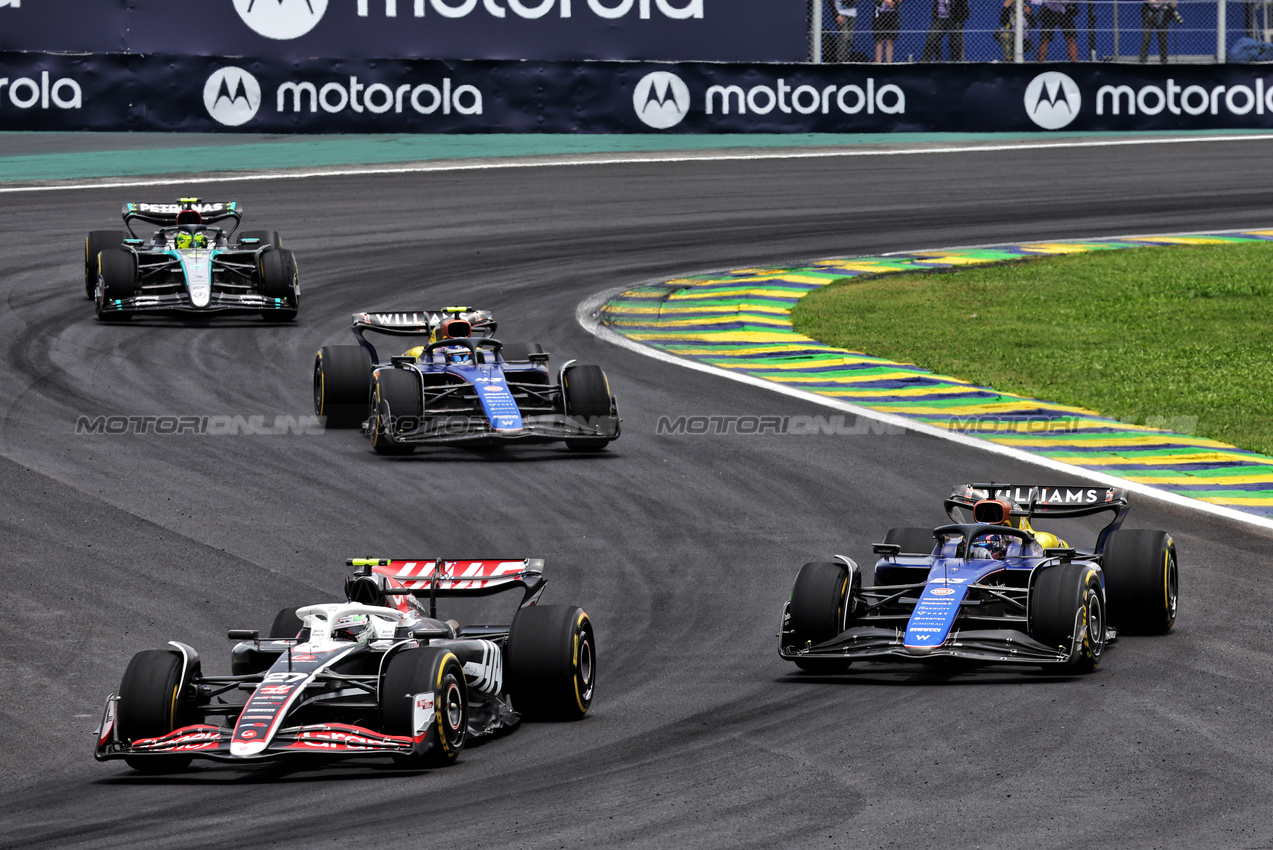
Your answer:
6,52 -> 1273,132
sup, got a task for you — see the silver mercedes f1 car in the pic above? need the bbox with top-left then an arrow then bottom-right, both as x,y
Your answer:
85,198 -> 299,322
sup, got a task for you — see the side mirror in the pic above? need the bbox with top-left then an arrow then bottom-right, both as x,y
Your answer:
872,543 -> 901,556
227,629 -> 259,640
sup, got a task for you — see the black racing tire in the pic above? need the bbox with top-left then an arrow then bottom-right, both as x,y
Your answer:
258,247 -> 299,322
1029,562 -> 1106,672
85,230 -> 126,299
885,526 -> 937,556
1103,529 -> 1178,634
269,607 -> 303,639
562,364 -> 615,452
370,367 -> 421,456
240,229 -> 282,248
505,605 -> 596,721
787,561 -> 854,673
381,647 -> 467,767
117,649 -> 197,773
314,344 -> 372,429
95,248 -> 136,322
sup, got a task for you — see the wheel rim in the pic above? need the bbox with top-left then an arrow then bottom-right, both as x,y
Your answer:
1165,552 -> 1179,620
1087,589 -> 1105,658
444,681 -> 463,732
313,364 -> 324,416
578,636 -> 593,687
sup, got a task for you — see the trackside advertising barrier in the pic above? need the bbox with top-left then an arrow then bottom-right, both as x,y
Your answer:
7,53 -> 1273,133
0,0 -> 805,62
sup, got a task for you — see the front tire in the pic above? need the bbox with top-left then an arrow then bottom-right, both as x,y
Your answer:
314,345 -> 372,429
786,561 -> 854,673
96,248 -> 136,322
1029,563 -> 1105,672
370,368 -> 421,455
562,364 -> 616,452
117,649 -> 198,773
505,605 -> 596,721
1103,530 -> 1178,634
258,247 -> 299,322
381,648 -> 467,767
85,230 -> 126,299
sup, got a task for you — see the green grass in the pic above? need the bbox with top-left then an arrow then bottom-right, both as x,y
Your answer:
790,242 -> 1273,454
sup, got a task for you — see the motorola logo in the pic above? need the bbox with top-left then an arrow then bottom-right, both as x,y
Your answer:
633,71 -> 689,130
204,67 -> 262,127
1024,71 -> 1080,129
232,0 -> 328,40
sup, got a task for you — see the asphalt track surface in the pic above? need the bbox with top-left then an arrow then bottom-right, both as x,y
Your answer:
2,138 -> 1273,849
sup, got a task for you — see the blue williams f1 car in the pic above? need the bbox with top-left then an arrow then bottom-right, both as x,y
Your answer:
95,557 -> 594,772
313,308 -> 620,453
86,198 -> 299,322
779,483 -> 1178,673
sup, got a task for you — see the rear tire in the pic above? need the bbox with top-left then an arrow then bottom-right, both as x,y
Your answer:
240,230 -> 282,248
381,647 -> 467,767
370,368 -> 421,456
787,561 -> 854,673
1029,563 -> 1105,672
95,248 -> 137,322
117,649 -> 197,773
505,605 -> 596,721
1103,530 -> 1178,634
269,607 -> 303,639
562,364 -> 616,452
85,230 -> 126,299
314,345 -> 372,429
258,247 -> 299,322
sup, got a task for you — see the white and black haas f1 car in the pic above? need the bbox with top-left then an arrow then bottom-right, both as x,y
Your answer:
95,558 -> 595,773
313,308 -> 620,452
779,483 -> 1178,674
86,198 -> 299,322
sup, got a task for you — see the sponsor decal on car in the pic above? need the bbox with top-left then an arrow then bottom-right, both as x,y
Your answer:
930,587 -> 956,596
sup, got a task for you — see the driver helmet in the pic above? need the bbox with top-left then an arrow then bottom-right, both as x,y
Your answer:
331,612 -> 373,644
444,347 -> 472,365
174,230 -> 208,250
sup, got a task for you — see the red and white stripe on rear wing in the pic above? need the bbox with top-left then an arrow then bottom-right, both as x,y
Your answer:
350,558 -> 543,592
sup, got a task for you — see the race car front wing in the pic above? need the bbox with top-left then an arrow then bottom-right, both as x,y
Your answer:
94,695 -> 417,763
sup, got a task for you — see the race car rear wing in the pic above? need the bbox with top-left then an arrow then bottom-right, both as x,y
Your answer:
351,308 -> 497,362
345,558 -> 545,616
352,308 -> 496,337
122,200 -> 243,227
944,483 -> 1130,551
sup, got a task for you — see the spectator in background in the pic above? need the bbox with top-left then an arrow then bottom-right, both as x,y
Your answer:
1139,0 -> 1180,62
1035,0 -> 1078,60
834,0 -> 860,61
994,0 -> 1034,60
920,0 -> 969,60
874,0 -> 902,62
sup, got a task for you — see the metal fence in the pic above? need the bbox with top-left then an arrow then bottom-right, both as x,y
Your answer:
809,0 -> 1273,61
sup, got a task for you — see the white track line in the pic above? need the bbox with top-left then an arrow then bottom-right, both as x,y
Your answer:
5,132 -> 1273,194
577,270 -> 1273,537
